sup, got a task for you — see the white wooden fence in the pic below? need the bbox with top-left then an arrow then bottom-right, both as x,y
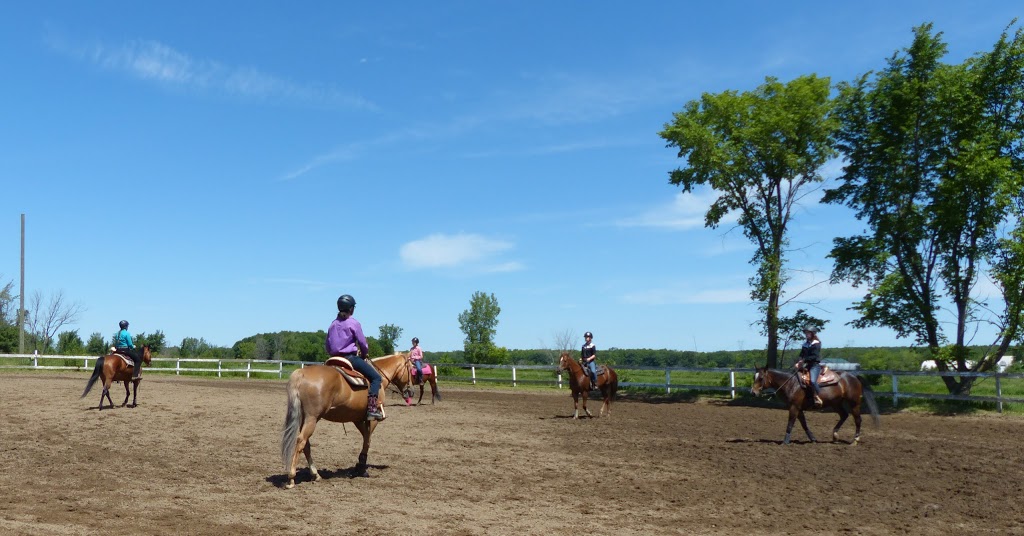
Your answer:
2,354 -> 1022,412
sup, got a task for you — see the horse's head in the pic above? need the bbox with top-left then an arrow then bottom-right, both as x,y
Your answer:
378,352 -> 412,392
557,351 -> 572,371
751,367 -> 769,396
141,345 -> 153,365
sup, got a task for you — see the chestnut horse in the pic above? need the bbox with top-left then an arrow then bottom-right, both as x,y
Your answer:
751,367 -> 880,445
280,353 -> 412,489
558,351 -> 618,418
80,345 -> 153,410
405,361 -> 442,405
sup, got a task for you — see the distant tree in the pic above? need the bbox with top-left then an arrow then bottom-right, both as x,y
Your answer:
56,330 -> 84,355
135,330 -> 166,353
660,74 -> 839,368
180,337 -> 211,358
25,290 -> 85,354
458,291 -> 501,363
824,22 -> 1024,394
86,332 -> 107,355
378,323 -> 403,354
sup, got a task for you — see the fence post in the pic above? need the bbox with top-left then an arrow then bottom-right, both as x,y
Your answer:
279,361 -> 284,379
730,371 -> 736,400
665,368 -> 671,394
891,374 -> 899,408
176,359 -> 181,376
558,371 -> 562,389
471,366 -> 477,385
512,366 -> 517,387
996,373 -> 1003,414
246,361 -> 251,379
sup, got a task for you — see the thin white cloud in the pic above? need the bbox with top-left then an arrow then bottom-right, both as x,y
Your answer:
616,190 -> 738,230
47,33 -> 375,111
400,233 -> 516,270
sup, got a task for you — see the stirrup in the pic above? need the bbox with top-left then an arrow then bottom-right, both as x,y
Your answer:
365,408 -> 384,421
813,395 -> 823,408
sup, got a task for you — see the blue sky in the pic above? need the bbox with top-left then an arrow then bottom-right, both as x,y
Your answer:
2,2 -> 1020,353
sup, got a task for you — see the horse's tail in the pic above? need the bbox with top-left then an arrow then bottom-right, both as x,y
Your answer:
857,375 -> 881,428
432,376 -> 442,402
609,369 -> 619,401
280,370 -> 304,473
81,356 -> 105,398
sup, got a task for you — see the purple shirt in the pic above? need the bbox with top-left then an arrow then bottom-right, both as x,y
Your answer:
325,316 -> 369,357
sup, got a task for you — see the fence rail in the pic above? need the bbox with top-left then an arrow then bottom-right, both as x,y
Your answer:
3,354 -> 1023,412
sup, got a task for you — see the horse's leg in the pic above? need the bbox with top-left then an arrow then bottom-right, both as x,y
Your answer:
417,384 -> 425,405
101,376 -> 115,410
121,380 -> 131,407
783,406 -> 801,444
797,410 -> 817,443
352,420 -> 376,477
289,416 -> 319,487
130,379 -> 140,407
302,439 -> 320,483
571,390 -> 580,419
600,390 -> 610,417
851,401 -> 864,445
582,390 -> 593,418
832,406 -> 849,443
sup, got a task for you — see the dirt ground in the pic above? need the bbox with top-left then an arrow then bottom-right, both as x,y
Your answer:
1,373 -> 1023,536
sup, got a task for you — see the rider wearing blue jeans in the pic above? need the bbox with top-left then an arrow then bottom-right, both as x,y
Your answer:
114,320 -> 141,380
798,325 -> 824,408
581,331 -> 599,390
325,294 -> 383,421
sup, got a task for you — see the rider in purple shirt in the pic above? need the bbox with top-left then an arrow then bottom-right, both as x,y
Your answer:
325,294 -> 383,420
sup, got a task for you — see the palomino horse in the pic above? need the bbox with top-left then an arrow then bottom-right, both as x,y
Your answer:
751,366 -> 880,445
558,351 -> 618,419
405,361 -> 442,405
81,345 -> 153,410
280,352 -> 412,489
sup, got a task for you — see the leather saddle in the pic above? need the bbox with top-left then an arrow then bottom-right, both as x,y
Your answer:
797,365 -> 839,387
110,348 -> 134,367
325,356 -> 369,389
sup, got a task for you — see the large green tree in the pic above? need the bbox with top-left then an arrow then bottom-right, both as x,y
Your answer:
825,22 -> 1024,394
660,75 -> 839,367
458,291 -> 501,364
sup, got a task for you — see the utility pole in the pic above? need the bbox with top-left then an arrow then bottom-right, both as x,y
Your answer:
19,213 -> 25,354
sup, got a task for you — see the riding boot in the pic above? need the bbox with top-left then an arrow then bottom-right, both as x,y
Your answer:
365,394 -> 384,421
417,371 -> 423,385
812,387 -> 823,408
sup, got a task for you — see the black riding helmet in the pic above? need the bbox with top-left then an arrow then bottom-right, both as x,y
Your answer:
584,331 -> 593,338
119,320 -> 129,329
337,294 -> 357,313
412,337 -> 419,344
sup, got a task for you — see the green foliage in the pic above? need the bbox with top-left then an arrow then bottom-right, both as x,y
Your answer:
85,332 -> 107,355
825,21 -> 1024,394
377,324 -> 403,354
56,330 -> 84,355
135,331 -> 166,353
659,74 -> 839,367
458,291 -> 501,362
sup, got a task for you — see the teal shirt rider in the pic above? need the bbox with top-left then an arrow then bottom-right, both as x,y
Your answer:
116,329 -> 135,350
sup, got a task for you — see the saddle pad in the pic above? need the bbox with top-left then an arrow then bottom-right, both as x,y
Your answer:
115,354 -> 134,367
409,363 -> 432,376
325,358 -> 369,389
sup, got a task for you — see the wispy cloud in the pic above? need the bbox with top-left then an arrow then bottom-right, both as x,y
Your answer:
615,190 -> 737,230
399,233 -> 521,272
46,33 -> 375,111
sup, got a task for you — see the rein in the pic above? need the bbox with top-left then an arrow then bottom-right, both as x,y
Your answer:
765,370 -> 798,401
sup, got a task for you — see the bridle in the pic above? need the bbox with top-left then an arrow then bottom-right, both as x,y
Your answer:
756,369 -> 797,401
371,354 -> 411,397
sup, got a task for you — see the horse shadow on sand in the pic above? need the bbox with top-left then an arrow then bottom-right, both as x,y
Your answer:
266,463 -> 392,488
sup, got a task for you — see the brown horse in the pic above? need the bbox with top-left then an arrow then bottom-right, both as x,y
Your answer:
404,361 -> 442,405
558,351 -> 618,419
751,367 -> 880,445
80,346 -> 153,410
280,352 -> 412,489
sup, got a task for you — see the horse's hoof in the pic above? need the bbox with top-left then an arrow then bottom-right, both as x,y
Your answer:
285,482 -> 295,490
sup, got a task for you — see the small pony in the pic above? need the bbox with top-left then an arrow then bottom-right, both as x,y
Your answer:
81,345 -> 153,410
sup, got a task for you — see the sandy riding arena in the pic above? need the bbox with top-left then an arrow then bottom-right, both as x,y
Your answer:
1,373 -> 1023,535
